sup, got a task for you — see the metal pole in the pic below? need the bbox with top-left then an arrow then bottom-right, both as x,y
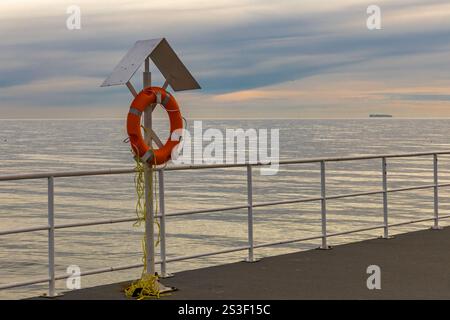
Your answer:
143,57 -> 155,275
246,164 -> 254,262
320,161 -> 329,249
382,157 -> 389,238
158,169 -> 169,276
47,176 -> 56,297
143,58 -> 151,90
433,154 -> 441,230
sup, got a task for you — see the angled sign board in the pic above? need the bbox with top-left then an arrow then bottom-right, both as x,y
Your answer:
101,38 -> 200,91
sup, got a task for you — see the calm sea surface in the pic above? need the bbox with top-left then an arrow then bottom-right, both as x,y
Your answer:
1,119 -> 450,299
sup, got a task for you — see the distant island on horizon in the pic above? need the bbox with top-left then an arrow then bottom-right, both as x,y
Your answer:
369,114 -> 393,118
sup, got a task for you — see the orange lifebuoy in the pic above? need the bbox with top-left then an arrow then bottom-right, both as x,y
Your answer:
127,86 -> 183,165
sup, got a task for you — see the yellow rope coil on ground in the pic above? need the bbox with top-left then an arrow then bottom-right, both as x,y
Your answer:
124,141 -> 163,299
124,239 -> 160,299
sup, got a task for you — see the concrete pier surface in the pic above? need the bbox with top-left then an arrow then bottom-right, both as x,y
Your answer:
44,226 -> 450,300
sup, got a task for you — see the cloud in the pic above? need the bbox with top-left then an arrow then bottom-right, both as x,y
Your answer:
1,0 -> 450,118
385,94 -> 450,102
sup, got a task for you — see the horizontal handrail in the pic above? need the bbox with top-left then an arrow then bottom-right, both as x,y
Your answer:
388,214 -> 450,227
158,204 -> 250,218
0,168 -> 136,181
0,261 -> 146,290
2,150 -> 450,181
0,225 -> 50,236
3,181 -> 450,237
0,217 -> 138,236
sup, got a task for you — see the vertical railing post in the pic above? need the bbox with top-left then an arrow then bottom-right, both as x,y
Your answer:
246,164 -> 255,262
144,167 -> 155,275
432,154 -> 441,230
158,169 -> 171,277
382,157 -> 389,238
320,161 -> 329,249
47,176 -> 56,297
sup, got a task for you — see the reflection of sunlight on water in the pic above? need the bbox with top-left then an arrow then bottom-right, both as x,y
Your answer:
1,119 -> 450,298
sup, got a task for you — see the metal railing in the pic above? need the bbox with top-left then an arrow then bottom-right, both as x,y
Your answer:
1,150 -> 450,296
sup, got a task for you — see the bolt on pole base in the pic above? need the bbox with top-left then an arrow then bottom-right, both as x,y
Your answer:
39,292 -> 64,299
244,257 -> 261,263
318,234 -> 331,250
157,281 -> 177,294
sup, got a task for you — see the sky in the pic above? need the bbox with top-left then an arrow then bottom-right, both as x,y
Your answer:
1,0 -> 450,119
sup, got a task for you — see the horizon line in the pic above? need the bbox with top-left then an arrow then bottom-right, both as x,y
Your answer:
2,117 -> 450,121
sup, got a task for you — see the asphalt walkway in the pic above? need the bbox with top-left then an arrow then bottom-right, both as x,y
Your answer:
41,226 -> 450,299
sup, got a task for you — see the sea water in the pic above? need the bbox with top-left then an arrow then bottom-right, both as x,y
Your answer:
1,118 -> 450,299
